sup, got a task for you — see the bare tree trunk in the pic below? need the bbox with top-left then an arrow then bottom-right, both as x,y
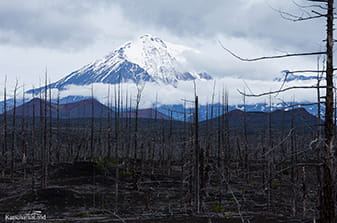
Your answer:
243,93 -> 249,182
21,86 -> 26,179
11,80 -> 18,182
114,82 -> 120,213
48,82 -> 52,164
134,83 -> 145,169
320,0 -> 336,222
302,166 -> 307,217
42,74 -> 48,188
2,78 -> 7,177
90,85 -> 94,159
267,96 -> 273,212
31,88 -> 37,191
56,90 -> 60,162
107,85 -> 112,158
193,95 -> 200,214
90,85 -> 96,207
290,111 -> 297,216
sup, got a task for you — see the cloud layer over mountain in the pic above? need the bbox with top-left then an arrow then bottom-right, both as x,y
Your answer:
0,0 -> 328,90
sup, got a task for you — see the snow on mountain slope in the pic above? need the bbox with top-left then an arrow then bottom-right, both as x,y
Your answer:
121,34 -> 208,83
27,34 -> 212,94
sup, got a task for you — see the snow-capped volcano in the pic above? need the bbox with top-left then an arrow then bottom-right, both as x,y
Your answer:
27,34 -> 212,94
121,34 -> 200,84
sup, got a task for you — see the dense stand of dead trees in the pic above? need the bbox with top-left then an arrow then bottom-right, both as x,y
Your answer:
221,0 -> 336,222
0,77 -> 328,221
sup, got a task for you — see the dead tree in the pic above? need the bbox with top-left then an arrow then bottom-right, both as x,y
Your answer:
222,0 -> 335,221
114,82 -> 121,213
243,93 -> 249,182
90,85 -> 96,207
48,81 -> 52,163
2,77 -> 7,177
11,80 -> 18,182
31,87 -> 36,191
134,82 -> 145,168
107,85 -> 112,158
42,73 -> 48,188
90,85 -> 95,159
21,85 -> 26,179
193,95 -> 200,213
320,1 -> 335,223
56,90 -> 60,162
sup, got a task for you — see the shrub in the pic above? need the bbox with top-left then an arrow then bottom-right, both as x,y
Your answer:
95,156 -> 117,172
271,182 -> 280,190
224,211 -> 233,218
212,202 -> 225,213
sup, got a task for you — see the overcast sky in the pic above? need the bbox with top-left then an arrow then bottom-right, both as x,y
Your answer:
0,0 -> 328,90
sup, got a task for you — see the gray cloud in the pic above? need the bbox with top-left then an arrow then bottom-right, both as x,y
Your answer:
0,0 -> 330,88
0,0 -> 326,51
114,0 -> 325,51
0,0 -> 101,50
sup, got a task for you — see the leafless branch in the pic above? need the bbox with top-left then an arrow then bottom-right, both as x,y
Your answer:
307,0 -> 328,2
181,98 -> 194,103
241,79 -> 255,96
238,85 -> 327,97
269,3 -> 327,21
219,41 -> 325,62
276,162 -> 323,177
275,69 -> 321,95
281,69 -> 331,74
292,0 -> 327,10
312,10 -> 326,16
263,128 -> 295,156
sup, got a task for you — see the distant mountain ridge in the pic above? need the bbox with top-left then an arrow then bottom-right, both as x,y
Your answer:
6,98 -> 170,120
157,102 -> 323,121
202,107 -> 321,134
5,98 -> 320,133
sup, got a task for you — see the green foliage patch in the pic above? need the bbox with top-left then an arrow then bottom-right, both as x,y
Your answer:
212,202 -> 225,213
95,156 -> 117,172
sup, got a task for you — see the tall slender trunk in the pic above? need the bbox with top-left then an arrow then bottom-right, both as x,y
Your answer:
90,85 -> 94,159
243,93 -> 249,182
193,96 -> 200,213
267,95 -> 273,212
56,90 -> 60,162
114,82 -> 120,213
42,74 -> 48,188
320,0 -> 335,222
21,86 -> 26,179
90,85 -> 96,207
2,78 -> 7,177
31,88 -> 36,191
11,80 -> 18,182
48,82 -> 52,163
107,86 -> 112,158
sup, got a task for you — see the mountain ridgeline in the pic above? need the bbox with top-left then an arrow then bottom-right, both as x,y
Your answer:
6,98 -> 170,120
4,97 -> 321,134
202,108 -> 321,134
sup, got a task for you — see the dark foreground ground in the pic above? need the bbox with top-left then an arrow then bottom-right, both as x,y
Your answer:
0,161 -> 314,223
